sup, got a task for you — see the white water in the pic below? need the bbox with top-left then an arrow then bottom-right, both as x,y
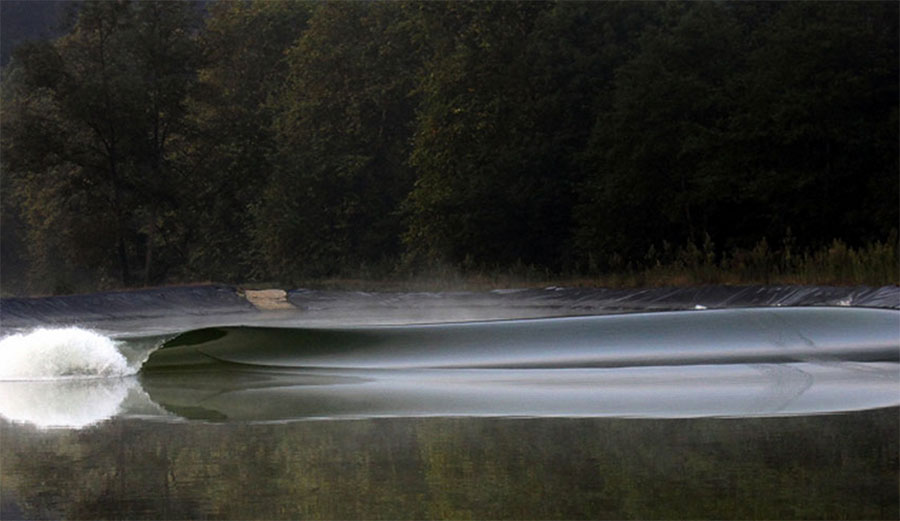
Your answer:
0,327 -> 135,381
0,378 -> 134,429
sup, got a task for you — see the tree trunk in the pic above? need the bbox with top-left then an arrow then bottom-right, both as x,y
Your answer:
144,212 -> 154,286
118,233 -> 131,286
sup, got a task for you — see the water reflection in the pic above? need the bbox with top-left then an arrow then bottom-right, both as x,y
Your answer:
1,362 -> 897,428
2,411 -> 897,520
0,378 -> 136,429
140,362 -> 900,421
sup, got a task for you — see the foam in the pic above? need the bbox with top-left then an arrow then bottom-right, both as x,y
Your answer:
0,327 -> 133,380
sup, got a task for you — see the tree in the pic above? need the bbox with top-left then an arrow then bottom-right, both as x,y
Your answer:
574,2 -> 898,268
257,2 -> 422,280
732,1 -> 899,249
404,2 -> 657,271
127,1 -> 203,284
576,2 -> 749,267
403,1 -> 557,269
179,0 -> 312,282
1,0 -> 201,290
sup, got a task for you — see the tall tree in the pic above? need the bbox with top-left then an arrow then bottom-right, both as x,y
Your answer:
257,2 -> 422,280
404,1 -> 656,270
403,1 -> 555,269
180,0 -> 312,282
575,2 -> 899,267
732,1 -> 899,248
128,1 -> 202,284
576,2 -> 748,266
1,0 -> 201,290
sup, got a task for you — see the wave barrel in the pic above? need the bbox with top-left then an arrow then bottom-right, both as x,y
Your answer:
142,308 -> 899,371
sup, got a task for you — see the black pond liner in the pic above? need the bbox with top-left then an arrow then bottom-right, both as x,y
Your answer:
1,283 -> 897,329
0,284 -> 256,327
286,284 -> 900,313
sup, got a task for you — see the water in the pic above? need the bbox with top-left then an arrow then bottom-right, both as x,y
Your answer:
0,328 -> 135,380
2,413 -> 897,519
1,288 -> 898,519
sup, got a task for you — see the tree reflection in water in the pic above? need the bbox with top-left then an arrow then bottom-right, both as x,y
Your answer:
2,409 -> 898,520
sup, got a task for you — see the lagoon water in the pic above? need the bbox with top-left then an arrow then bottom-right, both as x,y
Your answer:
1,286 -> 898,519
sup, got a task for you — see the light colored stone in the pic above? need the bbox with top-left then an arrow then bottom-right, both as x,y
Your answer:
244,289 -> 296,311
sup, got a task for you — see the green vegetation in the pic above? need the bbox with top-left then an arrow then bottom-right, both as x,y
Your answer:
239,236 -> 896,294
2,1 -> 897,295
580,235 -> 900,289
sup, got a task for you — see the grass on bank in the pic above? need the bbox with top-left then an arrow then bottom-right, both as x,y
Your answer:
284,238 -> 899,293
4,237 -> 897,297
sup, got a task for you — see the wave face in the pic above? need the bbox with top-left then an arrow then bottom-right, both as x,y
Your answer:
2,308 -> 896,380
0,327 -> 137,380
142,308 -> 899,371
1,307 -> 897,426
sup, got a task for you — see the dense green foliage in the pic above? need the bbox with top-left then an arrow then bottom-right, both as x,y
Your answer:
1,1 -> 897,293
259,2 -> 421,280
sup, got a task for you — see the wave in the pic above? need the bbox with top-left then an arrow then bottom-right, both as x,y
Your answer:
0,307 -> 897,427
0,327 -> 139,380
140,307 -> 899,372
2,307 -> 897,380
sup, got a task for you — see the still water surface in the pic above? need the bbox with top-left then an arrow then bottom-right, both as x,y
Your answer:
2,411 -> 898,519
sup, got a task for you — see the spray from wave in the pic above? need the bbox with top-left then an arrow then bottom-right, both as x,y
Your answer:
0,327 -> 137,381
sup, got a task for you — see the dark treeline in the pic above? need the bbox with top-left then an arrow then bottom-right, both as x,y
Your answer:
1,1 -> 897,294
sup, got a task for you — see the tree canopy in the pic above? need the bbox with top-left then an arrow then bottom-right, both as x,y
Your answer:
2,0 -> 897,293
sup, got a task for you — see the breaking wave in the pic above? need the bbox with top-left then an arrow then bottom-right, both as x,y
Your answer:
0,307 -> 896,427
138,307 -> 899,372
1,308 -> 898,380
0,327 -> 138,380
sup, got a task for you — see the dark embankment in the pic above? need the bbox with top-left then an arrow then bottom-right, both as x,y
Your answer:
286,284 -> 900,316
2,284 -> 898,331
0,285 -> 256,329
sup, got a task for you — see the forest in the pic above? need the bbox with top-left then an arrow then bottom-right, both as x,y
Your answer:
1,1 -> 897,295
